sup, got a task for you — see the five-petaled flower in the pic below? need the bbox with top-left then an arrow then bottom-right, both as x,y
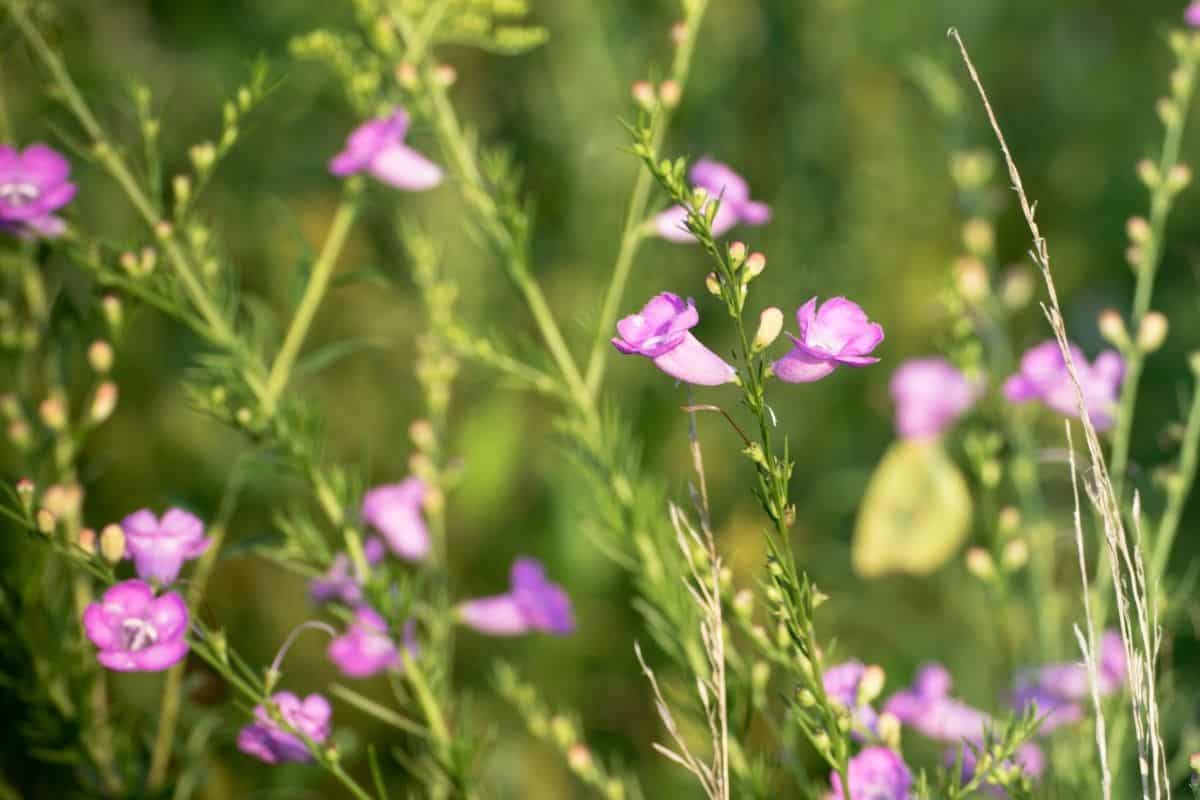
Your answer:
121,507 -> 211,584
883,663 -> 989,743
0,144 -> 77,239
1010,629 -> 1126,733
826,746 -> 914,800
1003,340 -> 1124,430
362,478 -> 431,561
82,579 -> 190,672
612,292 -> 737,386
457,557 -> 575,636
329,108 -> 443,190
310,536 -> 387,606
237,692 -> 332,764
328,607 -> 417,678
773,296 -> 884,383
655,159 -> 770,243
889,357 -> 980,439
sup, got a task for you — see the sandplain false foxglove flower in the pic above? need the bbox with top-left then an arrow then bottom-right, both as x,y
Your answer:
1010,629 -> 1126,733
612,292 -> 736,386
889,357 -> 980,439
883,663 -> 989,743
655,159 -> 770,243
0,144 -> 76,239
237,692 -> 332,764
82,579 -> 189,672
1003,340 -> 1124,430
826,746 -> 914,800
457,557 -> 574,636
121,508 -> 210,584
773,296 -> 884,383
823,660 -> 880,737
328,608 -> 418,678
329,108 -> 443,190
362,478 -> 430,561
1187,2 -> 1200,26
309,536 -> 386,606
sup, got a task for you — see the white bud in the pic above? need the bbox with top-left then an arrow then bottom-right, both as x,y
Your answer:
752,307 -> 784,352
1137,311 -> 1168,353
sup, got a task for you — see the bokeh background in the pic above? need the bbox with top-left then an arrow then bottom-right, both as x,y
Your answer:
4,0 -> 1200,796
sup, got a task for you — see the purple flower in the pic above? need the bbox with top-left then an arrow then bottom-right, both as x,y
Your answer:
329,108 -> 442,190
827,746 -> 914,800
1187,2 -> 1200,26
121,508 -> 210,584
889,357 -> 980,439
0,144 -> 76,239
1003,340 -> 1124,431
884,663 -> 989,743
823,660 -> 880,737
81,580 -> 189,672
773,297 -> 884,383
309,537 -> 387,606
362,478 -> 430,561
327,608 -> 418,678
236,692 -> 332,764
655,159 -> 770,243
612,292 -> 736,386
1011,629 -> 1126,733
457,557 -> 574,636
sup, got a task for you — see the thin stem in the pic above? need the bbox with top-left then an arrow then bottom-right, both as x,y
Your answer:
263,190 -> 361,412
402,651 -> 452,750
1150,378 -> 1200,582
0,59 -> 12,142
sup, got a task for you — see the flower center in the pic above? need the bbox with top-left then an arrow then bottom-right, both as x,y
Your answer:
121,617 -> 159,651
0,182 -> 40,208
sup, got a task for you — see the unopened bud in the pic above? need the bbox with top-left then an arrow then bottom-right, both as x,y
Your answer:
409,419 -> 436,450
99,524 -> 126,563
1137,311 -> 1168,353
1001,538 -> 1030,572
1098,309 -> 1130,348
173,174 -> 192,209
1158,97 -> 1181,127
811,731 -> 831,754
88,340 -> 114,373
658,79 -> 681,109
16,479 -> 35,511
433,64 -> 457,87
998,506 -> 1021,535
139,246 -> 158,276
744,251 -> 766,278
90,382 -> 118,424
965,547 -> 996,580
42,483 -> 82,521
1137,159 -> 1162,188
120,251 -> 139,275
858,665 -> 886,705
631,80 -> 656,110
1126,216 -> 1151,244
751,660 -> 770,693
954,257 -> 989,302
551,715 -> 576,749
962,218 -> 994,256
705,272 -> 721,296
395,62 -> 419,88
39,394 -> 68,431
36,508 -> 56,535
878,711 -> 901,749
732,588 -> 754,618
752,307 -> 784,352
567,743 -> 592,774
154,220 -> 173,240
7,420 -> 31,449
1190,752 -> 1200,773
102,295 -> 123,330
670,21 -> 688,44
1167,163 -> 1193,192
77,527 -> 97,555
235,407 -> 253,426
728,240 -> 747,265
189,142 -> 217,172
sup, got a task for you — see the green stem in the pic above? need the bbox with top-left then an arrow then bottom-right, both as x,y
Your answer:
262,190 -> 361,412
403,651 -> 452,750
1151,377 -> 1200,582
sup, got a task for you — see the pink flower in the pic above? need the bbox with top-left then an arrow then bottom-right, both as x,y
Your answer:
884,664 -> 989,743
237,692 -> 331,764
612,292 -> 736,386
362,478 -> 430,561
889,357 -> 979,439
1187,2 -> 1200,26
328,608 -> 417,679
772,296 -> 884,383
1003,340 -> 1124,430
81,580 -> 189,672
655,159 -> 771,243
823,660 -> 879,737
121,508 -> 210,583
309,537 -> 387,606
1010,629 -> 1126,733
0,144 -> 76,239
457,557 -> 574,636
329,108 -> 443,190
827,746 -> 913,800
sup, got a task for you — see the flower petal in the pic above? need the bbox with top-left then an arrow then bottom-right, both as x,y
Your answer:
654,204 -> 696,243
129,637 -> 189,671
772,341 -> 836,383
689,159 -> 749,203
368,143 -> 444,190
458,594 -> 530,636
651,333 -> 737,385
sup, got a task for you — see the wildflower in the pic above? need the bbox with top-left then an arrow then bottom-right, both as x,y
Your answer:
362,478 -> 430,560
1189,2 -> 1200,27
827,746 -> 913,800
121,507 -> 210,583
310,537 -> 387,606
884,663 -> 989,743
612,292 -> 736,386
822,660 -> 880,737
1010,629 -> 1126,733
329,108 -> 443,190
237,692 -> 332,764
889,357 -> 979,439
328,608 -> 417,678
655,159 -> 770,243
773,297 -> 884,383
457,557 -> 574,636
0,144 -> 77,239
1002,340 -> 1124,430
952,741 -> 1045,795
82,579 -> 189,672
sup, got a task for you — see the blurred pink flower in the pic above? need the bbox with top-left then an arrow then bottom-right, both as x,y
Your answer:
0,143 -> 76,239
884,663 -> 989,743
458,557 -> 574,636
1003,340 -> 1124,430
328,607 -> 415,679
237,692 -> 331,764
121,507 -> 210,583
363,478 -> 430,561
655,159 -> 770,243
329,108 -> 443,190
773,296 -> 883,383
1187,2 -> 1200,26
827,746 -> 913,800
309,536 -> 386,606
612,292 -> 736,385
889,357 -> 979,439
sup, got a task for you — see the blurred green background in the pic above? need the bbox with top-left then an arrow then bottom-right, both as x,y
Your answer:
4,0 -> 1200,796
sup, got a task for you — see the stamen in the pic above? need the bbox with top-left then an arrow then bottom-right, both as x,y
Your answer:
121,617 -> 159,651
0,182 -> 40,207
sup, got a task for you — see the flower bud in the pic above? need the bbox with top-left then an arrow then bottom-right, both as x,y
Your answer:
42,483 -> 82,521
965,547 -> 996,580
691,186 -> 709,209
1126,216 -> 1151,244
659,79 -> 681,109
997,505 -> 1020,535
744,251 -> 766,279
36,508 -> 56,535
1098,309 -> 1130,348
1167,163 -> 1193,193
90,382 -> 118,424
877,712 -> 902,750
728,240 -> 747,265
235,407 -> 253,426
631,80 -> 656,110
795,688 -> 816,707
139,246 -> 158,276
16,478 -> 35,512
102,294 -> 123,331
77,527 -> 97,555
189,142 -> 217,173
954,257 -> 989,303
1190,752 -> 1200,773
567,744 -> 593,774
670,21 -> 688,44
1001,538 -> 1030,572
409,419 -> 436,451
752,307 -> 784,352
551,715 -> 576,749
1158,97 -> 1181,127
1137,311 -> 1168,353
811,731 -> 831,755
395,62 -> 419,89
88,340 -> 114,374
7,420 -> 31,449
705,272 -> 721,296
99,524 -> 126,563
433,64 -> 457,87
154,220 -> 174,240
39,393 -> 68,431
962,218 -> 994,257
858,665 -> 886,705
1190,351 -> 1200,376
732,588 -> 754,618
1137,159 -> 1162,188
173,174 -> 192,209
